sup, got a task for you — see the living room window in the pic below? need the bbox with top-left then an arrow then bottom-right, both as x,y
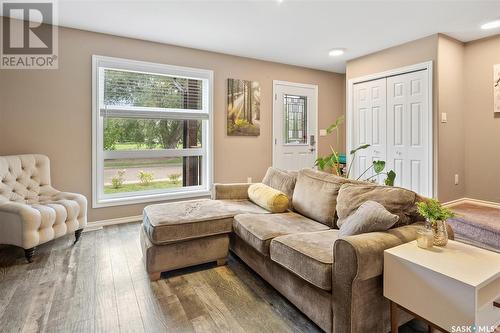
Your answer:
92,56 -> 213,207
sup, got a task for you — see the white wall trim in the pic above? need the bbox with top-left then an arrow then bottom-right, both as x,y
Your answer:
442,197 -> 467,207
85,214 -> 143,230
443,197 -> 500,209
347,61 -> 434,85
346,61 -> 435,197
272,80 -> 319,168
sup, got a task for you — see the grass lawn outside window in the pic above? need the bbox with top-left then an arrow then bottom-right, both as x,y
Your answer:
104,179 -> 182,194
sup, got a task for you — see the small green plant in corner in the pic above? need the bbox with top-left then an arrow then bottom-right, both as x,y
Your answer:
416,199 -> 455,225
138,171 -> 154,186
315,115 -> 396,185
315,116 -> 345,175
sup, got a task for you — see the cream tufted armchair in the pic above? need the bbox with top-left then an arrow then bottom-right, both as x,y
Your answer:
0,154 -> 87,262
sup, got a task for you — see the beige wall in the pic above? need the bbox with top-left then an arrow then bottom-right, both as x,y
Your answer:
0,21 -> 345,222
463,35 -> 500,202
346,35 -> 439,81
436,35 -> 466,201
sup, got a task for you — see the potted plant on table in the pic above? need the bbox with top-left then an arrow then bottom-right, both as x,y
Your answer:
416,199 -> 455,246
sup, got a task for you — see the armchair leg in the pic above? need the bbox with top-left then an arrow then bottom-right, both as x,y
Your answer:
74,229 -> 83,244
25,247 -> 36,263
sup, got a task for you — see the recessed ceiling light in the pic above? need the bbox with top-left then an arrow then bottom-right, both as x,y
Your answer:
481,20 -> 500,30
329,49 -> 345,57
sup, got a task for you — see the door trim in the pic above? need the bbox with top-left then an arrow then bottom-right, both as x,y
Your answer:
346,61 -> 435,197
272,80 -> 319,168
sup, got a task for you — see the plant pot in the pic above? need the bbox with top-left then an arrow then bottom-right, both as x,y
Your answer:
430,219 -> 448,246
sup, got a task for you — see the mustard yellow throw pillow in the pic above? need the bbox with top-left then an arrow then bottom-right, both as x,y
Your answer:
248,183 -> 289,213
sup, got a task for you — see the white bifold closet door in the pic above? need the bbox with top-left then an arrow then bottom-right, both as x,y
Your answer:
387,70 -> 430,196
352,78 -> 387,184
352,69 -> 431,197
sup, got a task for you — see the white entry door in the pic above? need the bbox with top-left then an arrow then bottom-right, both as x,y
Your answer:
387,70 -> 431,196
273,81 -> 318,171
352,78 -> 387,184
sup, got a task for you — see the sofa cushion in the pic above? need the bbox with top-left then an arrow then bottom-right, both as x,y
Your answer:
270,230 -> 339,290
248,183 -> 289,213
233,212 -> 330,256
143,199 -> 269,245
336,183 -> 419,228
292,168 -> 366,227
338,201 -> 399,237
262,167 -> 297,209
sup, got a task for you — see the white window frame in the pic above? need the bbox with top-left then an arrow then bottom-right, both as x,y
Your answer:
92,55 -> 214,208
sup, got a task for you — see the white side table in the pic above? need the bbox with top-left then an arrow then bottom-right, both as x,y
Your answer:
384,240 -> 500,333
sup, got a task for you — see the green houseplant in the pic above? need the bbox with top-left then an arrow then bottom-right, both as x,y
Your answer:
416,199 -> 455,246
315,116 -> 396,186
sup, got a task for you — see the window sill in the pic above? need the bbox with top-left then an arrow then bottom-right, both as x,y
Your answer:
93,189 -> 212,208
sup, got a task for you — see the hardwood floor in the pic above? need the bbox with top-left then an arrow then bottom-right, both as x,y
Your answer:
0,222 -> 424,333
0,222 -> 323,333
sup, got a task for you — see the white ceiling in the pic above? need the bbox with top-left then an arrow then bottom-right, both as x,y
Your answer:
52,0 -> 500,73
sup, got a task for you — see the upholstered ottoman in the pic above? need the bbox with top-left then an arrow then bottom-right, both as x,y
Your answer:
141,198 -> 268,280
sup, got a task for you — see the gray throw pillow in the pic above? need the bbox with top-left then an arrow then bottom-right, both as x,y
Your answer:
338,200 -> 399,237
336,183 -> 418,228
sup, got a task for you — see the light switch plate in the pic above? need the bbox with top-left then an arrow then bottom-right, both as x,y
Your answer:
441,113 -> 447,123
320,129 -> 327,136
454,174 -> 459,185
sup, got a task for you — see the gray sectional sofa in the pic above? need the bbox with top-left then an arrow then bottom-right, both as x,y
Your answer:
141,167 -> 453,333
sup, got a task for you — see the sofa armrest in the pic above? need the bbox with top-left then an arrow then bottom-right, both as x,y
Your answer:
334,224 -> 421,281
213,183 -> 252,200
332,224 -> 421,333
332,223 -> 455,333
49,192 -> 88,226
52,191 -> 87,205
0,201 -> 41,248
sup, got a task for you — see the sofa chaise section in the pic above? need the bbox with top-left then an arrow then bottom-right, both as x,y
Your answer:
141,197 -> 269,280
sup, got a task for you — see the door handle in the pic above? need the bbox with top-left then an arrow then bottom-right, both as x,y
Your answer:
310,135 -> 316,147
309,148 -> 316,152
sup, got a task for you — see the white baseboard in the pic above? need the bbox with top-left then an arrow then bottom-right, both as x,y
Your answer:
442,198 -> 468,207
443,197 -> 500,209
85,214 -> 142,231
